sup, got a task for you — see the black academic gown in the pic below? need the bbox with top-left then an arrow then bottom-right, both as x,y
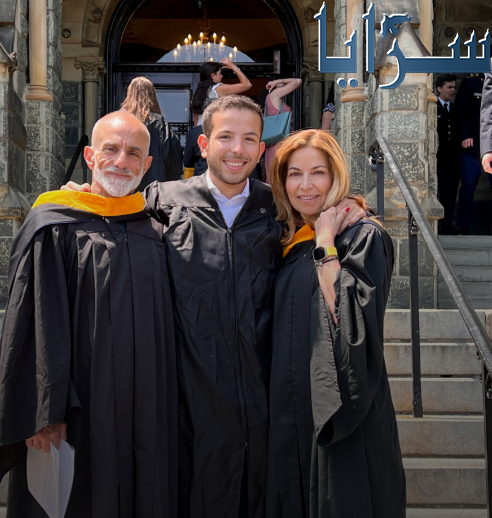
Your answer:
137,112 -> 183,191
0,199 -> 178,518
145,176 -> 284,518
267,221 -> 406,518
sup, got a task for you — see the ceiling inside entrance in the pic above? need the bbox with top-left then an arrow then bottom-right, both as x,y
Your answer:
119,0 -> 289,63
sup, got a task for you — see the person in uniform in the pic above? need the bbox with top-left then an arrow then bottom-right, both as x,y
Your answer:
436,74 -> 460,234
455,72 -> 492,234
0,112 -> 179,518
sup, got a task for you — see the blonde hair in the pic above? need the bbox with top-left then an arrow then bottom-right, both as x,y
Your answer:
270,129 -> 353,245
121,77 -> 162,123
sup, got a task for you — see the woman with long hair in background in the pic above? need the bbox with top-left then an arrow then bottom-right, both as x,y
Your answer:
257,75 -> 302,183
191,58 -> 252,126
121,76 -> 183,189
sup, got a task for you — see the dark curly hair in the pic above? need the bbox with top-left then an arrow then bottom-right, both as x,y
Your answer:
191,62 -> 222,115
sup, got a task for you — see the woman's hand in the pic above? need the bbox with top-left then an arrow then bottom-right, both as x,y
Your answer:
315,206 -> 351,246
220,57 -> 234,70
266,80 -> 281,91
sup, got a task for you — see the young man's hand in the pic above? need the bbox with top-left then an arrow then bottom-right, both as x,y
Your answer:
334,198 -> 366,234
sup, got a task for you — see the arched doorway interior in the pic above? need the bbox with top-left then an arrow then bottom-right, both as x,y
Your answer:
105,0 -> 303,146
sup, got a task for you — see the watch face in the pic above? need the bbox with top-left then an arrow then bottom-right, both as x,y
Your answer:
313,247 -> 325,261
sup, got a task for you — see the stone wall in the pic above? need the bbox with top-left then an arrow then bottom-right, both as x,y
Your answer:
332,0 -> 443,309
0,0 -> 30,308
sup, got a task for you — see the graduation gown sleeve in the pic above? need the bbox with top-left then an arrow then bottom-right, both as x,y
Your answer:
0,224 -> 81,449
311,221 -> 394,447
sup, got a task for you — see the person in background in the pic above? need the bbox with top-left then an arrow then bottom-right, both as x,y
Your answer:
455,72 -> 492,234
321,82 -> 335,131
191,58 -> 252,127
257,75 -> 302,183
480,63 -> 492,175
183,124 -> 207,178
121,76 -> 183,189
436,74 -> 460,235
267,129 -> 406,518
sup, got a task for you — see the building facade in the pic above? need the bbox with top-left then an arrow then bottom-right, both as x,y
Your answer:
0,0 -> 490,309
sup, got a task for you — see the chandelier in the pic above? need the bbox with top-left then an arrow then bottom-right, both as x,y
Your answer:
173,9 -> 239,63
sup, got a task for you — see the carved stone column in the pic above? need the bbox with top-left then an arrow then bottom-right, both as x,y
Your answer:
341,0 -> 368,103
418,0 -> 438,102
303,62 -> 323,128
75,59 -> 106,141
25,0 -> 52,101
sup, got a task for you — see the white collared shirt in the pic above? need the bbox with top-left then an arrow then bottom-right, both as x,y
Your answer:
438,97 -> 450,111
205,170 -> 250,228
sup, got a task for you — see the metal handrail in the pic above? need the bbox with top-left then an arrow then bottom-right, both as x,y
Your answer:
370,137 -> 492,515
62,135 -> 89,187
371,137 -> 492,370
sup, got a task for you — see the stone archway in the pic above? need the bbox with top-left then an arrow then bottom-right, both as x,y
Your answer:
104,0 -> 304,122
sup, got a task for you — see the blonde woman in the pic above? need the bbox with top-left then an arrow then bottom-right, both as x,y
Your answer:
266,130 -> 405,518
121,76 -> 182,188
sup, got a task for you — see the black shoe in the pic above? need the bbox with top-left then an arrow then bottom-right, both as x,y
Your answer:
458,227 -> 468,235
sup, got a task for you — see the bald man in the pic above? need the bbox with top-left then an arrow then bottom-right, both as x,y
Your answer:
0,112 -> 178,518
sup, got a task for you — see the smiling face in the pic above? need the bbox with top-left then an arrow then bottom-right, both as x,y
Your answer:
198,108 -> 265,195
285,146 -> 333,217
85,113 -> 152,198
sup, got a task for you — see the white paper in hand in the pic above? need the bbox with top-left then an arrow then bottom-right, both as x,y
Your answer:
26,439 -> 75,518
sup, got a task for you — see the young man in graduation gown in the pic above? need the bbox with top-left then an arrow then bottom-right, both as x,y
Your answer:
64,96 -> 365,518
0,111 -> 178,518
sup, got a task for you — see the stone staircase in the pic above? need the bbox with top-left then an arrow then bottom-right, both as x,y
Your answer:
385,309 -> 489,516
438,236 -> 492,309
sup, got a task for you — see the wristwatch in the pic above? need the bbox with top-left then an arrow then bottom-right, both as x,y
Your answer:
313,245 -> 338,267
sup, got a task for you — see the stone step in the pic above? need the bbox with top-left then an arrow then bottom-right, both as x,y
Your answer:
439,235 -> 492,251
439,298 -> 492,310
384,309 -> 488,341
439,282 -> 492,298
439,283 -> 492,309
397,415 -> 484,457
444,249 -> 492,266
406,509 -> 486,517
389,377 -> 482,414
404,457 -> 485,506
438,266 -> 492,283
385,342 -> 480,376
